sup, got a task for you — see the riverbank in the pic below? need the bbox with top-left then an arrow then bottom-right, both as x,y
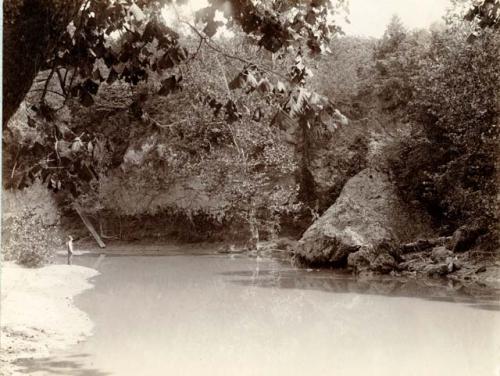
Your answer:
0,262 -> 99,376
75,238 -> 499,289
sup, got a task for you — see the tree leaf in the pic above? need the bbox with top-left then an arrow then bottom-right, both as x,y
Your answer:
203,20 -> 223,38
129,3 -> 146,22
82,79 -> 99,95
246,71 -> 259,88
275,81 -> 287,93
107,68 -> 118,84
229,73 -> 245,90
158,75 -> 181,96
80,90 -> 94,107
257,78 -> 273,93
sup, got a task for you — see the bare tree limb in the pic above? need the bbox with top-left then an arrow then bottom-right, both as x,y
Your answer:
40,65 -> 56,102
56,68 -> 68,95
30,88 -> 66,98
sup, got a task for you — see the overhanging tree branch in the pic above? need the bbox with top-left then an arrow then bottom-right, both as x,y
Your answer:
183,21 -> 291,83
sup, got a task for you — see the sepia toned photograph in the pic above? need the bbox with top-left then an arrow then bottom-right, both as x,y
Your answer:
1,0 -> 499,375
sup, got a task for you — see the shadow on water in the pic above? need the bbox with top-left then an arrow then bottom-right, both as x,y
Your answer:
13,354 -> 110,376
220,267 -> 500,312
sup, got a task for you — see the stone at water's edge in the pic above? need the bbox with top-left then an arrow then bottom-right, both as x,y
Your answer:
295,168 -> 433,269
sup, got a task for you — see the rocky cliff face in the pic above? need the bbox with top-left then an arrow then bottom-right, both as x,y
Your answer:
295,168 -> 433,267
308,121 -> 369,212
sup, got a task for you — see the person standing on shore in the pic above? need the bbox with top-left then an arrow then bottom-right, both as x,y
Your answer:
67,236 -> 74,265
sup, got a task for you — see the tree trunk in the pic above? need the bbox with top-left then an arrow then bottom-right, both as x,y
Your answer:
297,114 -> 317,206
3,0 -> 82,126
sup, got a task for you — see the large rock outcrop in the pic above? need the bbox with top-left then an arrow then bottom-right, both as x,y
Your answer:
305,120 -> 369,212
295,168 -> 432,267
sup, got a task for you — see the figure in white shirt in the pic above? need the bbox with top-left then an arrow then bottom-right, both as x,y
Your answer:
67,235 -> 74,265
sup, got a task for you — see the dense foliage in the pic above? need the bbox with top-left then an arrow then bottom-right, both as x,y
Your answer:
354,9 -> 500,250
391,26 -> 499,247
1,182 -> 63,266
2,0 -> 498,253
68,39 -> 302,240
3,0 -> 355,243
304,3 -> 500,251
4,0 -> 348,199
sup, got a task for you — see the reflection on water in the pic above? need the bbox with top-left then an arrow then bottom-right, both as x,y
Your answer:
222,266 -> 500,312
57,251 -> 500,313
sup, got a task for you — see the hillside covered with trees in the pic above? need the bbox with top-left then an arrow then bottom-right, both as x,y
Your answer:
2,0 -> 499,282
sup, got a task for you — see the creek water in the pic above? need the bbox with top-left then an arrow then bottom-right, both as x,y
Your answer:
15,250 -> 500,376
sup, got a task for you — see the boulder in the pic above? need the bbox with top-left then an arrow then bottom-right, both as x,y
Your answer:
423,263 -> 453,277
346,246 -> 374,271
308,122 -> 369,211
295,168 -> 432,268
347,239 -> 399,274
371,252 -> 398,274
448,225 -> 485,252
431,246 -> 453,263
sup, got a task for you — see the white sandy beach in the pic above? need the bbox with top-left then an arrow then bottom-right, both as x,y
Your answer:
0,262 -> 99,376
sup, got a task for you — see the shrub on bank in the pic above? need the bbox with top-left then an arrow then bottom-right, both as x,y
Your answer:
2,182 -> 63,267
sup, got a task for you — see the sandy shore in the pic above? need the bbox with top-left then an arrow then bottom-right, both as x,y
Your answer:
0,262 -> 99,376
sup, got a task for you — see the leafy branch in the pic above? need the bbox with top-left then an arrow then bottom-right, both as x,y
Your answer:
183,21 -> 291,83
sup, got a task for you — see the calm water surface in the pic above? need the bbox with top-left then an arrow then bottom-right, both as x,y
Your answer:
15,251 -> 500,376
